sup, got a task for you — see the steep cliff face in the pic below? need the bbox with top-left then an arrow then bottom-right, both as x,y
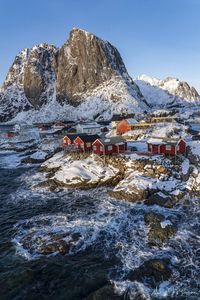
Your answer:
56,28 -> 138,104
23,44 -> 58,108
135,75 -> 200,108
0,44 -> 58,121
0,49 -> 31,122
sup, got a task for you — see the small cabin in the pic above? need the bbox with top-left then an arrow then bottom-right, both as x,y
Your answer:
5,131 -> 15,138
53,122 -> 66,129
92,136 -> 127,155
76,122 -> 101,135
74,134 -> 100,151
147,137 -> 186,156
116,118 -> 138,134
111,114 -> 135,129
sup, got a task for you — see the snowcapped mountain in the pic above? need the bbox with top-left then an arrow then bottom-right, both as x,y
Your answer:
135,75 -> 200,108
0,28 -> 147,123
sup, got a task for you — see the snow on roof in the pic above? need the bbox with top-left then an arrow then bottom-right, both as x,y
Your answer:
99,136 -> 126,145
190,123 -> 200,131
147,136 -> 183,145
126,118 -> 138,124
77,122 -> 101,129
147,138 -> 164,145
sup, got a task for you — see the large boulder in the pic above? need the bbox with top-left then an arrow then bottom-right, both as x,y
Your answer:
127,258 -> 172,288
85,283 -> 123,300
144,192 -> 174,208
144,212 -> 177,246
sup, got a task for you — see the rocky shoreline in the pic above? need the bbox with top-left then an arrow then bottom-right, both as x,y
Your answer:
37,149 -> 200,205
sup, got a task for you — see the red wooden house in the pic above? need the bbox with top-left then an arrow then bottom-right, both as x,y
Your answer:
63,134 -> 80,145
74,134 -> 100,151
116,118 -> 138,134
147,137 -> 186,156
92,136 -> 127,155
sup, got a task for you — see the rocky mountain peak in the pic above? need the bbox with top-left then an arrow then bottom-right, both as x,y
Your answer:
56,27 -> 130,104
136,74 -> 200,105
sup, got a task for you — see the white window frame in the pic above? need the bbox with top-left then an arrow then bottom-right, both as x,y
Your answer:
100,146 -> 103,151
93,145 -> 97,151
166,145 -> 171,151
107,145 -> 112,151
86,142 -> 91,147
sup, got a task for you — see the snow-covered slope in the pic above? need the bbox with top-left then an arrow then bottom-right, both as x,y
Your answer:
135,75 -> 200,108
0,28 -> 148,123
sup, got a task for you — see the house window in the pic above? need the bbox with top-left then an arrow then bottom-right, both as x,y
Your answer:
108,145 -> 112,151
93,145 -> 97,151
86,142 -> 91,147
81,143 -> 84,148
166,145 -> 171,151
100,146 -> 103,151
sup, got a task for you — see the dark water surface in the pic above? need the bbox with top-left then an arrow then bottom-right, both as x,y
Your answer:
0,152 -> 200,300
0,165 -> 116,300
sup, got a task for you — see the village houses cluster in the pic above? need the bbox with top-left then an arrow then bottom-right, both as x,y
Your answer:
58,112 -> 187,157
5,110 -> 196,158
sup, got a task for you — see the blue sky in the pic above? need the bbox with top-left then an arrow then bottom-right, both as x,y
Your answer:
1,0 -> 200,90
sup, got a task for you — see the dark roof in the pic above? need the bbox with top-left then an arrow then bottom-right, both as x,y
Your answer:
63,120 -> 75,124
97,121 -> 111,126
111,114 -> 124,121
76,134 -> 100,143
67,127 -> 77,133
97,136 -> 126,145
64,133 -> 85,140
111,113 -> 135,122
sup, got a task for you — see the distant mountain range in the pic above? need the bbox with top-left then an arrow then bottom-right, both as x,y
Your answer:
0,28 -> 199,123
135,75 -> 200,108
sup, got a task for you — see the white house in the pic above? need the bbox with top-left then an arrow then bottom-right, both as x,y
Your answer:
76,122 -> 102,135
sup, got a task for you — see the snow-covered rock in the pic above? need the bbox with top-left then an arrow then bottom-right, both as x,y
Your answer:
135,75 -> 200,108
41,153 -> 119,188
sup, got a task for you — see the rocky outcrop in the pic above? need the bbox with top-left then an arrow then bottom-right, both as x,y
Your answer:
161,76 -> 200,101
135,75 -> 200,108
20,231 -> 82,255
144,212 -> 177,246
127,258 -> 172,288
109,158 -> 171,202
85,283 -> 123,300
23,44 -> 58,108
38,153 -> 123,190
144,192 -> 174,208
